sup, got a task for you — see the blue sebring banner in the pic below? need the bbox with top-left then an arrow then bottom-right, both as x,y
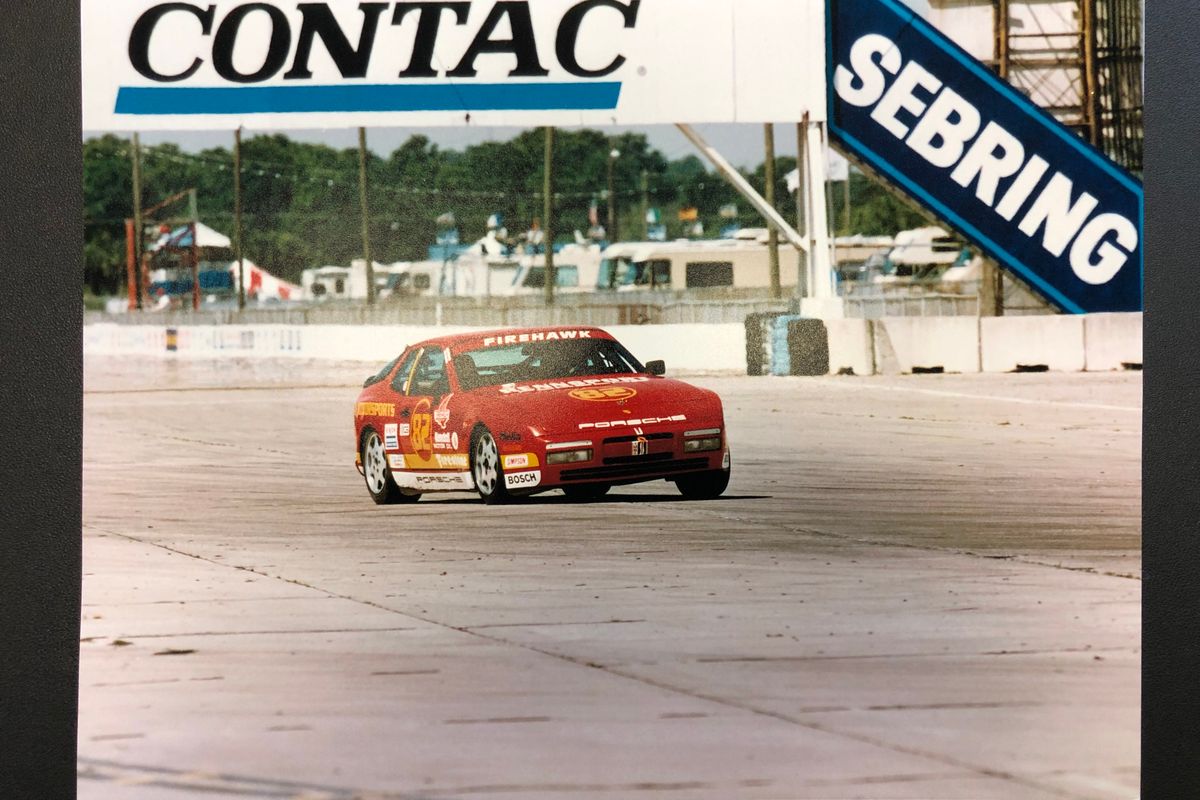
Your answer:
828,0 -> 1143,313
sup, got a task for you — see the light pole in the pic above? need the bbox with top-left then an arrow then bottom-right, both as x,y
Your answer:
606,147 -> 620,243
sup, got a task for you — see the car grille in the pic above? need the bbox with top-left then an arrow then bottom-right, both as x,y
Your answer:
602,432 -> 674,445
559,457 -> 710,482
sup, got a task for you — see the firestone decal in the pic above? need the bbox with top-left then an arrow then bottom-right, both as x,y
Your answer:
482,330 -> 596,348
579,414 -> 687,430
499,376 -> 649,396
436,454 -> 469,470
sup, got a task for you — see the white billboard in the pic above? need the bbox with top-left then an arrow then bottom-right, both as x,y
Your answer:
82,0 -> 826,131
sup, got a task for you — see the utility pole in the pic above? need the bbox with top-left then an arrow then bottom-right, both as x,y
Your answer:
607,146 -> 620,243
188,188 -> 200,311
358,127 -> 375,305
234,127 -> 245,311
795,122 -> 808,297
543,126 -> 556,307
131,132 -> 144,310
763,123 -> 781,300
640,169 -> 649,240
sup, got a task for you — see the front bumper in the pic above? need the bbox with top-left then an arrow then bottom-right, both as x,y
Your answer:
508,429 -> 728,490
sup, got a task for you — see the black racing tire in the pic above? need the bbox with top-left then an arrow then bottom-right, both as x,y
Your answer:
361,428 -> 420,505
471,426 -> 510,505
562,483 -> 611,501
674,469 -> 730,501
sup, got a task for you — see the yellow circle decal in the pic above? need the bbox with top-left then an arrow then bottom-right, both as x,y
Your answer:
569,387 -> 638,402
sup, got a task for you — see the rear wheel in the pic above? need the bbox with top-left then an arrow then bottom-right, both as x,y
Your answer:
471,427 -> 510,505
361,429 -> 419,505
674,469 -> 730,500
562,483 -> 611,501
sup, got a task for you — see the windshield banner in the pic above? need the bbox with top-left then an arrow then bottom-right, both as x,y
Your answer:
83,0 -> 825,130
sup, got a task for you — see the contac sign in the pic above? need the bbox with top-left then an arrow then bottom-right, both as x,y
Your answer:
82,0 -> 825,129
828,0 -> 1142,313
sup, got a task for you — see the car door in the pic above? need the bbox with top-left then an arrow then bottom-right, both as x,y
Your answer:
404,346 -> 458,472
379,348 -> 420,472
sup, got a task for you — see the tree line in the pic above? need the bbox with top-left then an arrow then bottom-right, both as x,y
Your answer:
82,128 -> 927,293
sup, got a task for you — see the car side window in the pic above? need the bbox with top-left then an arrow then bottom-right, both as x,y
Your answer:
410,348 -> 449,398
389,349 -> 421,394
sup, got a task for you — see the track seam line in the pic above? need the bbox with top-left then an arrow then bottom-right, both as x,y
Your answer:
85,525 -> 1097,800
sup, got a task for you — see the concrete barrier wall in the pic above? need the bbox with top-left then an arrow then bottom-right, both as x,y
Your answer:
1084,312 -> 1143,370
873,317 -> 981,374
825,319 -> 875,376
84,313 -> 1141,376
84,322 -> 748,374
980,316 -> 1087,372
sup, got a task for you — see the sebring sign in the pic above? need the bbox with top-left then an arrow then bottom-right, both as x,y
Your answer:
828,0 -> 1143,313
82,0 -> 826,129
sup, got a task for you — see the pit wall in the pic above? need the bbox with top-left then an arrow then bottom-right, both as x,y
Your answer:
84,313 -> 1142,375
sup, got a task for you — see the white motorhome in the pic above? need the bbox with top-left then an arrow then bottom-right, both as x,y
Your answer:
597,231 -> 803,292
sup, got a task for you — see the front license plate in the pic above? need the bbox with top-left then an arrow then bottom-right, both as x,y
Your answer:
631,438 -> 649,457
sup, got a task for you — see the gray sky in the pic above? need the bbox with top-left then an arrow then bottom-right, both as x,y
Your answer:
86,123 -> 802,171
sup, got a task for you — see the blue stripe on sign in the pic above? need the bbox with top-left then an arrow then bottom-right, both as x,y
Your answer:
115,82 -> 622,115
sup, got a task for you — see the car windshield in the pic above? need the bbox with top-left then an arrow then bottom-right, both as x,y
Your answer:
454,338 -> 645,391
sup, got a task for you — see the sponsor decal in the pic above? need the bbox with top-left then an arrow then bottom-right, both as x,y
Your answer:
383,423 -> 399,450
388,453 -> 406,470
355,402 -> 395,417
434,394 -> 453,428
504,470 -> 542,489
410,398 -> 433,460
398,423 -> 411,437
502,453 -> 533,470
579,414 -> 686,430
569,386 -> 637,402
433,431 -> 460,451
498,376 -> 649,396
498,431 -> 523,443
482,330 -> 595,347
435,454 -> 469,470
413,473 -> 471,488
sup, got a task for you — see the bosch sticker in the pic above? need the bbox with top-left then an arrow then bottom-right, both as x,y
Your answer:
504,470 -> 542,489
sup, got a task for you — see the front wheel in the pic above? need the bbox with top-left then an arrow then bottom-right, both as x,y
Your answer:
361,429 -> 419,505
471,428 -> 510,505
674,469 -> 730,501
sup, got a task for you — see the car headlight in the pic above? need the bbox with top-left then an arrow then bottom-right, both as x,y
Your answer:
546,441 -> 593,464
683,429 -> 722,453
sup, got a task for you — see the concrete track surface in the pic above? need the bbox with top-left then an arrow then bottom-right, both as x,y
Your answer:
80,358 -> 1141,800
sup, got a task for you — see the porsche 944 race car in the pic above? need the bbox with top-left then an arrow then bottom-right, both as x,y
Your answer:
353,326 -> 731,504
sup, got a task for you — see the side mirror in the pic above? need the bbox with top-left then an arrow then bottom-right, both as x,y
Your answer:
646,360 -> 666,376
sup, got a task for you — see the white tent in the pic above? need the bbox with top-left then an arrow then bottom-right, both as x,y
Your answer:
149,222 -> 232,252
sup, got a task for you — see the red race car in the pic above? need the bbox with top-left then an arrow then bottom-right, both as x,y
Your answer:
353,326 -> 731,504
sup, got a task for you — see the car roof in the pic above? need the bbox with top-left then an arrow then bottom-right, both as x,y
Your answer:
406,326 -> 616,354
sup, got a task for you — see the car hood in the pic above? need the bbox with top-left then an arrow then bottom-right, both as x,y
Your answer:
476,375 -> 722,436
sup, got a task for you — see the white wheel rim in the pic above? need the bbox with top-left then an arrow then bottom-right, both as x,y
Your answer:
474,434 -> 499,495
364,433 -> 388,494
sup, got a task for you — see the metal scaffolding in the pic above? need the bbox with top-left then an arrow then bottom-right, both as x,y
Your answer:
991,0 -> 1142,173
